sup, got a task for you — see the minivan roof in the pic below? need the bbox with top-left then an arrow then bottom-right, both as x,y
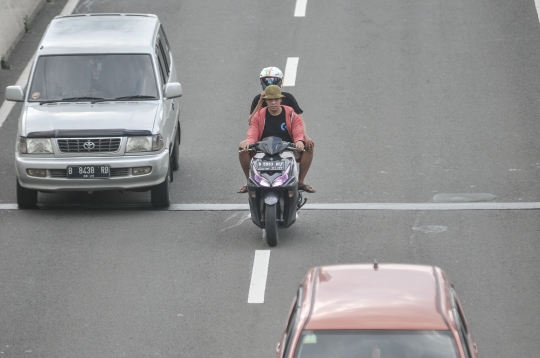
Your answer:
304,264 -> 450,330
38,14 -> 160,55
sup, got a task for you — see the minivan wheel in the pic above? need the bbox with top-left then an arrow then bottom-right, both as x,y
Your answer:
172,126 -> 180,171
151,165 -> 171,207
17,180 -> 37,208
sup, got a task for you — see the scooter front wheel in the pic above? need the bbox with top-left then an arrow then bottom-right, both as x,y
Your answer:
265,204 -> 278,247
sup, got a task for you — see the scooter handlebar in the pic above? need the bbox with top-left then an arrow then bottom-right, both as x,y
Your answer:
286,144 -> 297,151
238,143 -> 302,152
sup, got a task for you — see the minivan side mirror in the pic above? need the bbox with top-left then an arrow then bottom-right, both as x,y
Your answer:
6,86 -> 25,102
164,82 -> 182,99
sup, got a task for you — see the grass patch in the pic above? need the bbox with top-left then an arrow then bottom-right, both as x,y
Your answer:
24,15 -> 30,33
1,56 -> 10,70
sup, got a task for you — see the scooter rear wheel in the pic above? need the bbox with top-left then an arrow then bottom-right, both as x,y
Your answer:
265,204 -> 278,247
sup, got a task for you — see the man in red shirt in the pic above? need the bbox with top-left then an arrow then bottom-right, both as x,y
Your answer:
248,67 -> 314,149
238,85 -> 315,193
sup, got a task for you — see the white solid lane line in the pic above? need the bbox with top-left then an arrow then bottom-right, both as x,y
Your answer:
302,202 -> 540,210
535,0 -> 540,21
282,57 -> 299,87
294,0 -> 308,17
2,202 -> 540,211
0,0 -> 81,129
248,250 -> 271,303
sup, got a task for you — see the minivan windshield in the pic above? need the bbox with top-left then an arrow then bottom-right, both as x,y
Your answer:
28,54 -> 159,102
293,330 -> 459,358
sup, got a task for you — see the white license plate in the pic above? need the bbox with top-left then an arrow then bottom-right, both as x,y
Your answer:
67,165 -> 110,178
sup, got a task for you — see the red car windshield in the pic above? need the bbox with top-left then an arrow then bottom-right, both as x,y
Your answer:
293,330 -> 459,358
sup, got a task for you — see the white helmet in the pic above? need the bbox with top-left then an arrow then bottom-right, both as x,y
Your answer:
259,67 -> 284,89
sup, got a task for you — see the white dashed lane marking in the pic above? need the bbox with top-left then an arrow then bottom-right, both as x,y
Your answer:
294,0 -> 308,17
282,57 -> 299,87
248,250 -> 271,303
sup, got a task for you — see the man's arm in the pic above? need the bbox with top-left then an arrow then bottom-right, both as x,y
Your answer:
298,114 -> 307,135
246,110 -> 262,145
298,114 -> 314,149
291,112 -> 305,144
284,92 -> 313,149
240,112 -> 260,151
248,92 -> 265,125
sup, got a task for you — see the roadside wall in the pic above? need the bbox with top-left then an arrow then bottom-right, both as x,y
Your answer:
0,0 -> 45,61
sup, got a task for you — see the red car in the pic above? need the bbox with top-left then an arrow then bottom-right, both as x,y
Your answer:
276,264 -> 478,358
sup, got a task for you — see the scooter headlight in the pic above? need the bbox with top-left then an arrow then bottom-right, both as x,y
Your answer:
252,167 -> 271,187
272,164 -> 291,187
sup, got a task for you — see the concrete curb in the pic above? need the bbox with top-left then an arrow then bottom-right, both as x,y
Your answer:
0,0 -> 46,62
0,0 -> 80,128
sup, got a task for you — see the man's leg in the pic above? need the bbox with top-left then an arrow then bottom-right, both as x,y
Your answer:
298,146 -> 315,192
238,150 -> 251,192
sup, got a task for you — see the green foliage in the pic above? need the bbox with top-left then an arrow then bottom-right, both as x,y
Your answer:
1,56 -> 10,70
24,15 -> 30,33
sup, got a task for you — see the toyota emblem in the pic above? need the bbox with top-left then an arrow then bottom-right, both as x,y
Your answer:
83,141 -> 96,150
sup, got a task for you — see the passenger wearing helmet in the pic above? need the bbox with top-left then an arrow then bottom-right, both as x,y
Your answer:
238,67 -> 315,194
248,67 -> 314,151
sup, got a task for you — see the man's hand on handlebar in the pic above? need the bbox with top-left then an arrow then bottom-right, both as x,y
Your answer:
239,140 -> 250,152
295,141 -> 305,152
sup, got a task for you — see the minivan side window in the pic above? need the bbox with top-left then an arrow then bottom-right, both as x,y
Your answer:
159,25 -> 171,64
155,46 -> 167,86
158,40 -> 170,77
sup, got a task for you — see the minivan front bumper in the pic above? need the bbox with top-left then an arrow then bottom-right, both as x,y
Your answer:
15,150 -> 169,191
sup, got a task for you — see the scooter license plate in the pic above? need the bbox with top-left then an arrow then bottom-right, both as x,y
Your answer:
256,161 -> 285,171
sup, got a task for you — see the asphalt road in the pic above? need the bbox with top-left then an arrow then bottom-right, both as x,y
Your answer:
1,0 -> 540,357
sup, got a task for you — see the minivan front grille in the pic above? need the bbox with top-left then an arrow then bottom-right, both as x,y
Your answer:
57,138 -> 121,153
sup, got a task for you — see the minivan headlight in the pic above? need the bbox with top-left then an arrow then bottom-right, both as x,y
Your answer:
20,138 -> 53,154
126,134 -> 164,152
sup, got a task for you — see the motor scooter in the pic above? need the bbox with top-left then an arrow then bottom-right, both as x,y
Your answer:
245,136 -> 307,246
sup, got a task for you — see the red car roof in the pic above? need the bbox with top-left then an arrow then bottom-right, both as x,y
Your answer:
304,264 -> 450,330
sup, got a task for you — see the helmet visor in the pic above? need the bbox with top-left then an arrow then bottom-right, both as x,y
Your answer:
261,77 -> 282,89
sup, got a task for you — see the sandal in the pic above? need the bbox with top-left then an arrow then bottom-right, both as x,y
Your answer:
299,184 -> 316,193
237,185 -> 248,194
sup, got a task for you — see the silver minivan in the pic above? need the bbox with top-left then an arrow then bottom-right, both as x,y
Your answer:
6,13 -> 182,208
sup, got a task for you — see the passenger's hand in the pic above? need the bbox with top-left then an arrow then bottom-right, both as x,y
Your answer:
295,141 -> 305,152
304,135 -> 314,150
239,140 -> 249,152
259,90 -> 265,103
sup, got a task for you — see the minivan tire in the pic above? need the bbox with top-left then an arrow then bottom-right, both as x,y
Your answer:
172,125 -> 180,171
151,164 -> 171,207
17,180 -> 37,208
